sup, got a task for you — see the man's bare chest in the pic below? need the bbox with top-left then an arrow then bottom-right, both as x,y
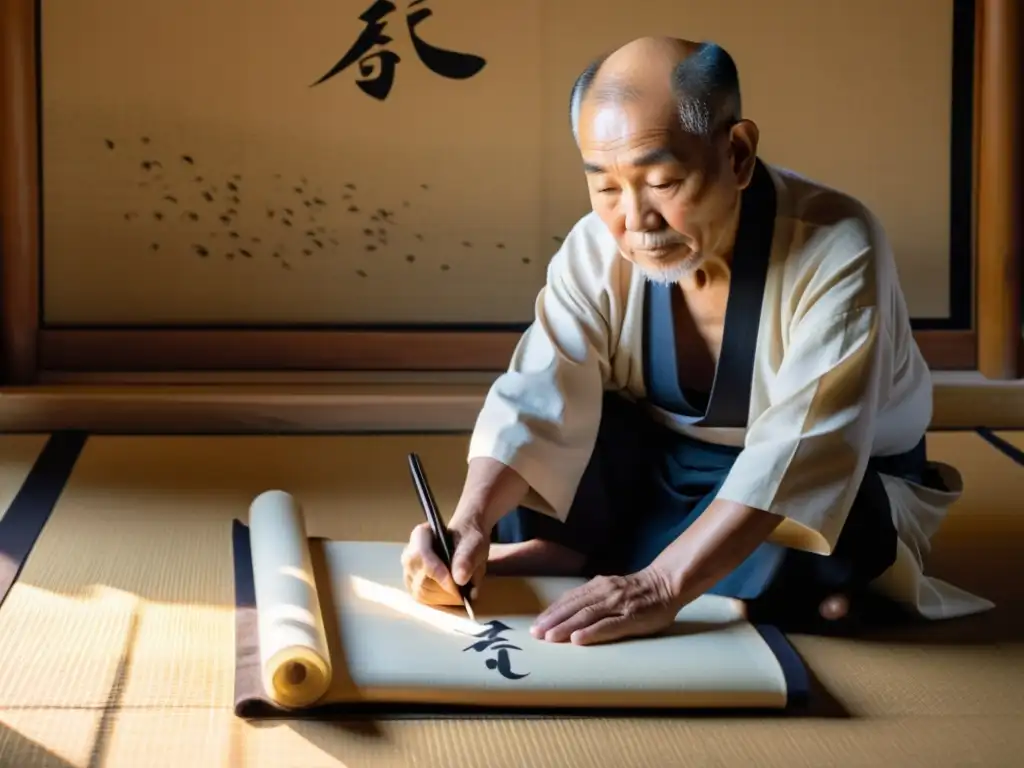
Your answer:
670,282 -> 729,392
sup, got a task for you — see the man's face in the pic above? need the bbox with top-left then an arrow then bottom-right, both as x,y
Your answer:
577,98 -> 748,283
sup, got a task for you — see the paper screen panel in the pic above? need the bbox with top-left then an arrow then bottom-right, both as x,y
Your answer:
40,0 -> 955,325
40,0 -> 548,325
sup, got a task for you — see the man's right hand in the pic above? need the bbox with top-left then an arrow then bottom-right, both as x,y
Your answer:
400,519 -> 491,606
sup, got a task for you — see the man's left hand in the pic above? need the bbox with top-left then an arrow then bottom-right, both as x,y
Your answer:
529,566 -> 681,645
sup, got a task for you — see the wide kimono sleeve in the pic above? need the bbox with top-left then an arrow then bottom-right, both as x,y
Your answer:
466,234 -> 615,521
715,221 -> 890,555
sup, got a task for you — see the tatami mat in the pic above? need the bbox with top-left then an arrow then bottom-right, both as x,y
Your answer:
0,434 -> 50,523
0,430 -> 1022,767
994,431 -> 1024,456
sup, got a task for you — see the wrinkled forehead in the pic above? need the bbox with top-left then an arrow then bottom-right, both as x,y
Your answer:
577,98 -> 696,169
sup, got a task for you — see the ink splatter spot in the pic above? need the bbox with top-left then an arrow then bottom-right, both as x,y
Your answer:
522,257 -> 531,264
281,261 -> 292,270
141,136 -> 150,144
363,228 -> 374,236
313,239 -> 323,249
344,183 -> 356,191
274,173 -> 282,180
163,195 -> 177,204
284,208 -> 294,217
496,243 -> 505,249
420,183 -> 429,190
348,205 -> 359,213
184,211 -> 199,222
104,139 -> 115,150
195,175 -> 205,183
377,227 -> 387,237
440,264 -> 450,271
193,245 -> 209,257
181,155 -> 194,164
282,219 -> 292,227
414,233 -> 423,241
227,181 -> 238,192
462,241 -> 472,247
226,208 -> 238,216
302,248 -> 313,256
240,249 -> 253,258
219,214 -> 231,225
303,200 -> 312,208
251,236 -> 261,244
356,269 -> 368,277
552,236 -> 564,243
151,243 -> 160,251
230,195 -> 241,205
365,244 -> 376,252
124,212 -> 138,221
225,252 -> 235,260
267,209 -> 275,219
153,211 -> 164,221
313,197 -> 326,206
202,191 -> 214,202
369,214 -> 379,222
405,254 -> 416,263
306,229 -> 317,237
293,186 -> 303,194
233,174 -> 242,181
229,231 -> 240,239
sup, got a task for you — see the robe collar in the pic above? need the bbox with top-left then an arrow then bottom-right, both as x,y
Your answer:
642,158 -> 778,428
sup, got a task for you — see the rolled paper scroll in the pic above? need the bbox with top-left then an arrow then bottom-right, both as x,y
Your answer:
248,490 -> 332,708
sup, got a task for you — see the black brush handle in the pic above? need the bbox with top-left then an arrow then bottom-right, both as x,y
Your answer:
407,453 -> 473,605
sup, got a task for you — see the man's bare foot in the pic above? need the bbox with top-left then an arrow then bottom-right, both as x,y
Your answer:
488,539 -> 586,576
819,593 -> 849,621
738,592 -> 852,627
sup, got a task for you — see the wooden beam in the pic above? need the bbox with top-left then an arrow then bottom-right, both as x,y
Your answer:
0,375 -> 1021,434
37,328 -> 523,372
975,0 -> 1022,378
35,328 -> 976,373
0,0 -> 39,384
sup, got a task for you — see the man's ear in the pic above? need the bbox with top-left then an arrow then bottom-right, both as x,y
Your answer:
728,119 -> 760,188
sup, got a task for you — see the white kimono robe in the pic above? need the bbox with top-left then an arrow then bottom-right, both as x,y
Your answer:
468,160 -> 992,620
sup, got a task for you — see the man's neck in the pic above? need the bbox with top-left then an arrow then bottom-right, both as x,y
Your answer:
679,196 -> 743,291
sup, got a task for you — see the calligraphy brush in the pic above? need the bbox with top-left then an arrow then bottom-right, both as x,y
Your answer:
407,452 -> 476,620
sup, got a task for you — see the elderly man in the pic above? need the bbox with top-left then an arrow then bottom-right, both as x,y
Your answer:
401,36 -> 990,644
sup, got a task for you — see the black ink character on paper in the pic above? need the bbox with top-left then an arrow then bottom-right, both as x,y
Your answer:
461,620 -> 529,681
312,0 -> 486,100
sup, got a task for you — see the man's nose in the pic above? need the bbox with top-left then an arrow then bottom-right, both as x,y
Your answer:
621,190 -> 658,232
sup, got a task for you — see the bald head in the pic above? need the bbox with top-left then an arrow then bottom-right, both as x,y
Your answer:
569,37 -> 741,143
